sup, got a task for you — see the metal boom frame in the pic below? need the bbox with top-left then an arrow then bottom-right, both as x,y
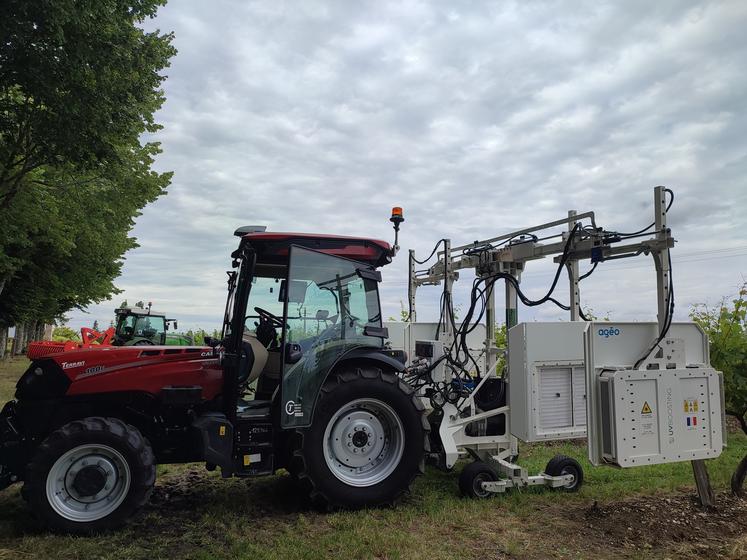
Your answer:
407,187 -> 688,493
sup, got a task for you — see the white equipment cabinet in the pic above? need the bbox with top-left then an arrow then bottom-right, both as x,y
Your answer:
385,321 -> 486,375
508,322 -> 588,442
584,322 -> 725,467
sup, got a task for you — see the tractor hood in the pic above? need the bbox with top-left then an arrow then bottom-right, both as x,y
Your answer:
16,345 -> 223,402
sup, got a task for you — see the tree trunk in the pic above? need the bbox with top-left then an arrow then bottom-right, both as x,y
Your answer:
0,276 -> 5,298
20,322 -> 28,354
13,323 -> 25,355
0,325 -> 6,359
732,453 -> 747,497
733,412 -> 747,437
692,460 -> 716,508
28,320 -> 37,345
21,322 -> 29,353
11,324 -> 21,355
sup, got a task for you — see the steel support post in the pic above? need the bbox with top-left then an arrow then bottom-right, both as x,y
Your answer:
567,210 -> 581,321
440,239 -> 454,346
503,264 -> 520,458
484,279 -> 497,375
654,186 -> 715,508
505,269 -> 519,329
654,187 -> 671,329
408,249 -> 417,322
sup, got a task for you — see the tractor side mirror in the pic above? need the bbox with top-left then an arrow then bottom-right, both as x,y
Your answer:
284,342 -> 303,364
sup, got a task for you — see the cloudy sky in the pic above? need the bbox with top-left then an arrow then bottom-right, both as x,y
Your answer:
67,0 -> 747,334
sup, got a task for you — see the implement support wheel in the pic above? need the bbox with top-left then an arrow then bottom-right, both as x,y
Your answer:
459,461 -> 498,499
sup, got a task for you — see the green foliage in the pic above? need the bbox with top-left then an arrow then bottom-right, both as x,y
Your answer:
51,325 -> 80,342
0,0 -> 176,207
0,0 -> 176,326
691,284 -> 747,434
494,322 -> 507,374
581,307 -> 611,321
190,329 -> 220,346
387,301 -> 411,322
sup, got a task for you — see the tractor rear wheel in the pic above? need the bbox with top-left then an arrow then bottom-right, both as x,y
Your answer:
289,366 -> 428,509
24,417 -> 155,534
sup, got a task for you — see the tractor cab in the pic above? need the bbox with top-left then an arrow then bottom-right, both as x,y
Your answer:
113,304 -> 177,346
222,230 -> 397,428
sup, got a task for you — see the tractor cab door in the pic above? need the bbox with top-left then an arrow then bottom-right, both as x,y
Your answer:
281,246 -> 384,428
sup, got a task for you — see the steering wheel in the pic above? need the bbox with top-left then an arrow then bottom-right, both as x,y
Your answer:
254,306 -> 284,328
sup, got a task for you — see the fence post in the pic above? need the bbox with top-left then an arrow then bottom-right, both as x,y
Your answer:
692,460 -> 716,508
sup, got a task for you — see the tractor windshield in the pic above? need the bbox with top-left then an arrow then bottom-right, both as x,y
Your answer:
281,246 -> 383,427
115,313 -> 166,345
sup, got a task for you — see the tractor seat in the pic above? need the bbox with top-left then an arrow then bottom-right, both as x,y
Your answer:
242,332 -> 269,384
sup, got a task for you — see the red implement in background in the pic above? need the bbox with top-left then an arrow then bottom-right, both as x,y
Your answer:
26,327 -> 115,359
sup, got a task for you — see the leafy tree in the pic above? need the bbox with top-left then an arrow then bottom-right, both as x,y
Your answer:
690,284 -> 747,495
192,329 -> 206,346
0,0 -> 175,326
51,325 -> 80,342
0,0 -> 175,210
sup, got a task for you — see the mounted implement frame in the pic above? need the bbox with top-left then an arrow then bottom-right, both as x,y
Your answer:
397,187 -> 724,501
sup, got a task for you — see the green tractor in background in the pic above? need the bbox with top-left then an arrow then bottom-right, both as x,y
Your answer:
113,301 -> 193,346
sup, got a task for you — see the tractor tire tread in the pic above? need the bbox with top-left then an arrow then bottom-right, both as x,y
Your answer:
289,366 -> 428,509
23,416 -> 155,534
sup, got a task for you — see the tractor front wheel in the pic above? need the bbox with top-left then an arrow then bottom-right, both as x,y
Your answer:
24,417 -> 155,534
290,366 -> 428,509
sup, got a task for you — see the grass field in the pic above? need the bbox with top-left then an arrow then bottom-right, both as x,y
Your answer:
1,357 -> 746,560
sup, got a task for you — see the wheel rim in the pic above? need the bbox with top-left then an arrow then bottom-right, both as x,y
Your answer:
323,398 -> 405,487
46,444 -> 131,522
472,473 -> 492,497
560,466 -> 578,489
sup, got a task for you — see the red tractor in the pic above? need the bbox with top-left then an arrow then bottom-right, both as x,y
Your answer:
0,214 -> 427,533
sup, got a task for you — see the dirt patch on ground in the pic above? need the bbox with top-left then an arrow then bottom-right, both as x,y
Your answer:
139,469 -> 747,560
574,492 -> 747,558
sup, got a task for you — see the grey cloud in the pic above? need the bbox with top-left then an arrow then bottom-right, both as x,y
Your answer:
65,0 -> 747,333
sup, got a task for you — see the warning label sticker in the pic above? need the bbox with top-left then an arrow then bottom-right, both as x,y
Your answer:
640,401 -> 655,435
684,399 -> 700,430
